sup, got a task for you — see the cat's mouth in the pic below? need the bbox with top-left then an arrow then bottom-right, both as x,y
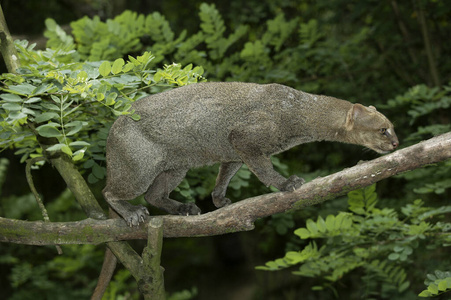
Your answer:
369,143 -> 398,154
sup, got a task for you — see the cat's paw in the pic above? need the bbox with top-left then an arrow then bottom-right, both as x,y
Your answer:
212,195 -> 232,208
281,175 -> 305,191
177,203 -> 202,216
123,205 -> 150,227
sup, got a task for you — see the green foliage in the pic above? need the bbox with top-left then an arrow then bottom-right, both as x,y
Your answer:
0,157 -> 101,300
39,2 -> 451,200
167,287 -> 198,300
41,3 -> 374,95
3,244 -> 103,300
256,184 -> 451,298
387,84 -> 451,129
385,83 -> 451,196
267,213 -> 296,235
102,269 -> 139,300
44,18 -> 75,52
0,41 -> 204,182
0,157 -> 8,195
419,270 -> 451,297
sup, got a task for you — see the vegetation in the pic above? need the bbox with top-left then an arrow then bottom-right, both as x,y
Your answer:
0,1 -> 450,299
0,43 -> 204,182
257,184 -> 451,298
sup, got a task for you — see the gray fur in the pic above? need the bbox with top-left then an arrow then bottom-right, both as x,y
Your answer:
103,82 -> 399,226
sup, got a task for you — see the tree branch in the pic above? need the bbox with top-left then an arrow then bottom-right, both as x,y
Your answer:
1,132 -> 450,245
0,4 -> 19,73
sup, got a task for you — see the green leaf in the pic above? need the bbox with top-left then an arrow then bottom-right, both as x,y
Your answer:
35,112 -> 59,123
24,97 -> 41,104
427,273 -> 437,281
418,290 -> 432,297
96,93 -> 105,101
88,173 -> 99,184
404,246 -> 413,255
112,58 -> 125,75
61,145 -> 73,156
193,66 -> 204,76
72,149 -> 85,161
1,73 -> 25,84
438,279 -> 448,291
22,108 -> 35,116
428,283 -> 438,294
50,95 -> 61,104
106,92 -> 118,105
32,83 -> 53,95
153,71 -> 163,82
36,124 -> 62,138
325,215 -> 335,231
63,105 -> 80,118
99,61 -> 112,77
41,102 -> 60,111
77,71 -> 88,81
0,94 -> 22,102
65,121 -> 84,136
46,143 -> 67,152
92,163 -> 105,179
316,216 -> 327,233
123,62 -> 134,73
43,143 -> 71,156
394,245 -> 404,252
2,103 -> 21,111
69,141 -> 90,147
45,18 -> 57,30
83,159 -> 95,169
388,253 -> 399,260
7,111 -> 27,121
334,212 -> 351,229
306,219 -> 318,235
9,83 -> 36,95
399,281 -> 410,292
435,270 -> 446,279
294,228 -> 310,239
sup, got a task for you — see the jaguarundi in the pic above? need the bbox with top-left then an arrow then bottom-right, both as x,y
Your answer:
103,82 -> 399,226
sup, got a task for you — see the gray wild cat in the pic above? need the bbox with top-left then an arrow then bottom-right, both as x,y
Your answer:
103,82 -> 399,226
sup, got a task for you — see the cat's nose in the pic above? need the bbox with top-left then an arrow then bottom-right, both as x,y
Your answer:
392,141 -> 399,149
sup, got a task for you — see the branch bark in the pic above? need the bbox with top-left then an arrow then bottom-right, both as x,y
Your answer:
1,132 -> 450,245
0,4 -> 19,73
139,217 -> 166,300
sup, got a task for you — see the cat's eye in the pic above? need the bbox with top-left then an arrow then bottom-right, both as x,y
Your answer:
380,128 -> 387,135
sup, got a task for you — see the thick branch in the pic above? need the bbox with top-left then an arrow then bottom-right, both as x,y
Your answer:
1,132 -> 450,245
139,217 -> 166,299
0,4 -> 19,73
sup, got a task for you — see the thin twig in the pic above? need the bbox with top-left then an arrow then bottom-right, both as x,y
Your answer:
25,156 -> 63,255
26,157 -> 49,220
